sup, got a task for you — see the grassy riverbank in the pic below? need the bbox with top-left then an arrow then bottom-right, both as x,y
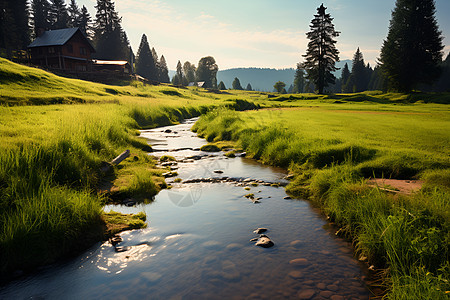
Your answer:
193,103 -> 450,298
0,58 -> 262,277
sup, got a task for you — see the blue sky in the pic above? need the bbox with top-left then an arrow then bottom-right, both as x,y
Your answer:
77,0 -> 450,70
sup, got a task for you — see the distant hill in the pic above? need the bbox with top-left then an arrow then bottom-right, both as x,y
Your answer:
169,59 -> 352,91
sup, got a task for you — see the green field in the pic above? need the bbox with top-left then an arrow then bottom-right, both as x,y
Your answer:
1,58 -> 449,298
193,103 -> 450,298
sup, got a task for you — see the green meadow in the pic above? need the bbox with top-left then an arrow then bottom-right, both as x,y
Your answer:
1,58 -> 449,298
193,103 -> 450,298
0,58 -> 262,275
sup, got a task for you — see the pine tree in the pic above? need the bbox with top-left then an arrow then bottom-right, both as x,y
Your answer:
0,0 -> 30,56
175,60 -> 184,86
196,56 -> 218,89
183,61 -> 196,83
93,0 -> 130,60
288,84 -> 294,94
380,0 -> 443,92
293,63 -> 305,93
218,81 -> 226,90
348,48 -> 368,92
302,4 -> 340,94
79,6 -> 93,38
159,55 -> 170,83
246,83 -> 253,91
49,0 -> 69,30
32,0 -> 51,35
68,0 -> 80,28
232,77 -> 243,90
341,63 -> 350,92
135,34 -> 157,81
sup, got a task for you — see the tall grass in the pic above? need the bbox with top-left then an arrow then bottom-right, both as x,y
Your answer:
194,106 -> 450,298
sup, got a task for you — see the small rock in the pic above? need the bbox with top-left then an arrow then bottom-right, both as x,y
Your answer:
285,174 -> 295,180
115,246 -> 130,252
249,238 -> 258,242
213,170 -> 224,174
109,235 -> 123,246
319,291 -> 333,298
283,196 -> 292,200
327,284 -> 339,291
290,240 -> 304,248
288,270 -> 302,279
253,228 -> 268,234
317,283 -> 326,290
255,236 -> 274,248
297,289 -> 316,299
124,201 -> 136,207
330,295 -> 345,300
252,200 -> 261,204
289,258 -> 309,266
164,129 -> 172,133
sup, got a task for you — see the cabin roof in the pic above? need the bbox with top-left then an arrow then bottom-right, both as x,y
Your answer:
28,28 -> 95,52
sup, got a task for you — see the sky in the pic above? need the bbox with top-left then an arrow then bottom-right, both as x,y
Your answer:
76,0 -> 450,70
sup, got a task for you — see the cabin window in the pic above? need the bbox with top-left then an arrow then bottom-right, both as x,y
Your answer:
48,47 -> 55,54
80,47 -> 87,55
67,44 -> 73,53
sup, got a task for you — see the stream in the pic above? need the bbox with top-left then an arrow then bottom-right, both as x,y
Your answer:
0,118 -> 372,299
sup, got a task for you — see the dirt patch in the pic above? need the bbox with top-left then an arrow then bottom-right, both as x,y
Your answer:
367,178 -> 423,195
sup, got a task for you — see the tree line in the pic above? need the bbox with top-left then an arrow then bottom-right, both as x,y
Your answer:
170,56 -> 219,89
1,0 -> 187,85
298,0 -> 448,94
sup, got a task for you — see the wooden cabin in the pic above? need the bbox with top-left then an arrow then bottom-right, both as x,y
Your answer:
28,28 -> 95,71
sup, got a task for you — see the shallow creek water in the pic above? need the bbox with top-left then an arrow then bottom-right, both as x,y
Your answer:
0,118 -> 372,300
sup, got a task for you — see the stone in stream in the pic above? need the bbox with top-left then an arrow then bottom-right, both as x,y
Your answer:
255,234 -> 274,248
249,238 -> 258,242
164,129 -> 172,133
253,228 -> 268,234
297,289 -> 316,299
289,258 -> 309,266
213,170 -> 223,174
288,270 -> 303,279
283,196 -> 292,200
109,235 -> 123,246
115,246 -> 130,252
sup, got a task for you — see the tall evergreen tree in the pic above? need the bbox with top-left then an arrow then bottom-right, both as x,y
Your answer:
159,55 -> 170,83
246,83 -> 253,91
67,0 -> 80,28
218,81 -> 226,90
79,6 -> 93,38
347,47 -> 369,92
302,4 -> 340,94
293,63 -> 305,93
380,0 -> 443,92
93,0 -> 130,60
32,0 -> 51,35
196,56 -> 218,89
135,34 -> 157,81
49,0 -> 69,30
183,61 -> 196,83
175,60 -> 184,85
341,63 -> 350,92
0,0 -> 30,55
232,77 -> 243,90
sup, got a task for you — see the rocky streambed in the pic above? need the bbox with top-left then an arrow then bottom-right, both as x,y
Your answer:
0,118 -> 374,299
